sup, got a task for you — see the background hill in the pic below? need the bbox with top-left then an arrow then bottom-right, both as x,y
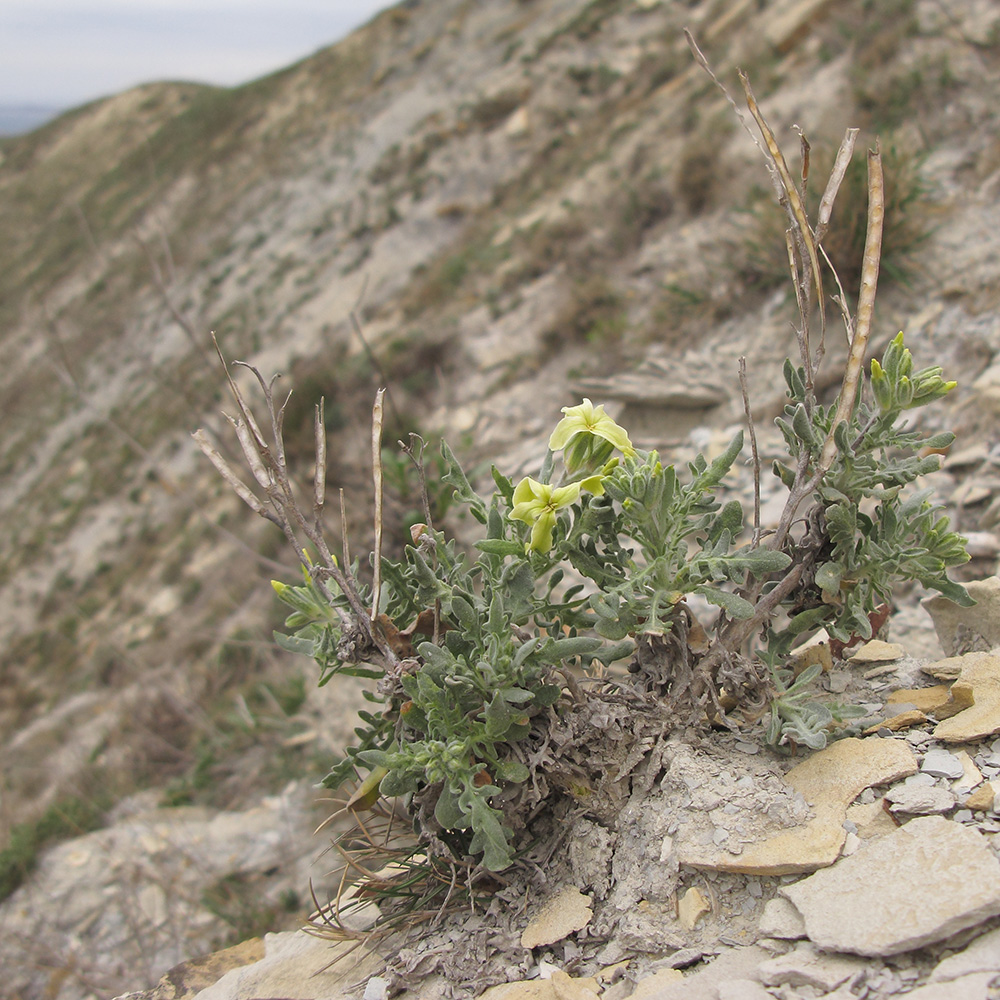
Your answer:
3,0 -> 1000,995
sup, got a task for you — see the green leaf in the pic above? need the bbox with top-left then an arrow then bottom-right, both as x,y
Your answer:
695,586 -> 755,620
532,684 -> 563,707
728,547 -> 792,576
357,748 -> 392,769
451,594 -> 479,633
380,768 -> 419,797
593,638 -> 635,666
494,759 -> 530,783
491,466 -> 515,505
701,431 -> 744,488
475,539 -> 525,557
786,606 -> 833,636
434,785 -> 469,830
814,562 -> 843,593
273,632 -> 315,656
484,692 -> 516,737
468,798 -> 513,871
546,635 -> 604,659
501,687 -> 535,704
441,440 -> 488,523
925,578 -> 975,607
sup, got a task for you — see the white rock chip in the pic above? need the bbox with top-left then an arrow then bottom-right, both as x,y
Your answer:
520,885 -> 592,949
922,748 -> 967,779
780,816 -> 1000,956
890,971 -> 997,1000
885,783 -> 956,815
190,931 -> 385,1000
930,924 -> 1000,982
758,897 -> 806,940
757,941 -> 868,991
716,980 -> 774,1000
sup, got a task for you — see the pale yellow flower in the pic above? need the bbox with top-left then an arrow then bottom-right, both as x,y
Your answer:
509,475 -> 604,552
548,399 -> 633,461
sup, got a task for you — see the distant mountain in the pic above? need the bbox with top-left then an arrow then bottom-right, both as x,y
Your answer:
0,103 -> 63,135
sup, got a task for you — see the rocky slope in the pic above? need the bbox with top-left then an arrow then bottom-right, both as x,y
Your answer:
3,0 -> 1000,997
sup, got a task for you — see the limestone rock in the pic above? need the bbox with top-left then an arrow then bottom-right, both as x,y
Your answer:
780,816 -> 1000,956
921,748 -> 967,779
625,946 -> 769,1000
757,941 -> 868,990
122,940 -> 265,1000
677,887 -> 711,930
887,685 -> 953,713
758,897 -> 806,940
716,981 -> 774,1000
483,971 -> 600,1000
844,799 -> 898,841
3,786 -> 315,1000
864,709 -> 927,734
884,783 -> 955,815
923,577 -> 1000,655
966,781 -> 998,812
951,750 -> 984,794
678,737 -> 916,874
520,886 -> 592,949
930,924 -> 1000,982
922,652 -> 1000,742
629,968 -> 683,998
184,932 -> 385,1000
891,971 -> 997,1000
848,640 -> 905,663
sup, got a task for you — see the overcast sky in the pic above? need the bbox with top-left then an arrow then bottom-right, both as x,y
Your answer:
0,1 -> 395,107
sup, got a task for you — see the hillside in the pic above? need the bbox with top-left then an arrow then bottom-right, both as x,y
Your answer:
3,0 -> 1000,996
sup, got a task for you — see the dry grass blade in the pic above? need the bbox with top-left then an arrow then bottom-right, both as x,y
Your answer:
191,428 -> 274,523
211,333 -> 270,457
371,388 -> 386,621
817,128 -> 861,241
820,144 -> 884,472
225,411 -> 271,489
314,398 -> 327,515
738,357 -> 761,546
340,487 -> 351,567
684,30 -> 767,162
739,72 -> 826,349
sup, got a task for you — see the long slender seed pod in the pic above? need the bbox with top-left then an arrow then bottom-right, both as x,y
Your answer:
820,145 -> 884,473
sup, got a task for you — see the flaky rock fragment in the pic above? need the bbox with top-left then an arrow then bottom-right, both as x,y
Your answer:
923,577 -> 1000,655
758,897 -> 806,939
781,816 -> 1000,956
758,941 -> 867,990
678,887 -> 711,930
629,968 -> 684,998
930,924 -> 1000,982
482,970 -> 600,1000
677,737 -> 916,874
520,886 -> 592,949
864,709 -> 927,734
887,685 -> 952,713
849,640 -> 905,663
884,783 -> 955,815
966,781 -> 997,812
891,971 -> 996,1000
922,652 -> 1000,742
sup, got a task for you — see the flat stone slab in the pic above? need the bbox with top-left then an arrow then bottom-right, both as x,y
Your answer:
781,816 -> 1000,956
520,885 -> 592,949
923,652 -> 1000,742
678,737 -> 916,875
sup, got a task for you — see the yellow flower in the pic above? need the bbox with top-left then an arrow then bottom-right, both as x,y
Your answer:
509,475 -> 604,553
548,399 -> 634,471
